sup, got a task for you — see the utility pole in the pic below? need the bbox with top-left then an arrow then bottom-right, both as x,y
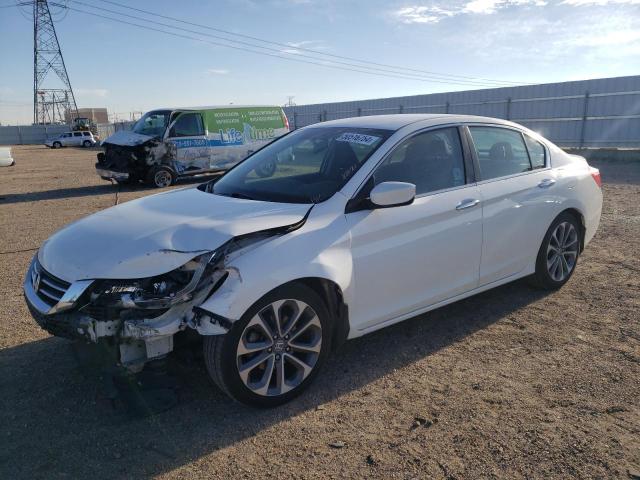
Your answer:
33,0 -> 78,125
285,96 -> 296,107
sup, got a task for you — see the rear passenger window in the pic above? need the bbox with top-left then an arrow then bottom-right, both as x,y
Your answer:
468,127 -> 531,180
73,132 -> 83,137
373,127 -> 466,195
524,134 -> 546,169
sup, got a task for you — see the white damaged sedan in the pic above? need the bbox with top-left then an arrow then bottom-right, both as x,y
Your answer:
24,114 -> 602,406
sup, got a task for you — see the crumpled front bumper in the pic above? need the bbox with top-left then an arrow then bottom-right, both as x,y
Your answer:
95,166 -> 130,181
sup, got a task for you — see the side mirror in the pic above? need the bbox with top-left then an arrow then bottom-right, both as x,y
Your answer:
370,181 -> 416,208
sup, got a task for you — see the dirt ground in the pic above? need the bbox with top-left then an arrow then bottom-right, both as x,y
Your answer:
0,145 -> 638,479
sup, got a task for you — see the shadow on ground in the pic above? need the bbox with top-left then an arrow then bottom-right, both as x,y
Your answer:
0,175 -> 219,204
0,280 -> 550,479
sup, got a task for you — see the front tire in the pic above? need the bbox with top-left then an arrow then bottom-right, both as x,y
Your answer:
530,212 -> 581,290
146,166 -> 175,188
83,140 -> 92,148
203,283 -> 332,407
52,141 -> 62,149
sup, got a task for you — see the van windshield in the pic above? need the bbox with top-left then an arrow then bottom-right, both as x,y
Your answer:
210,127 -> 392,204
132,110 -> 172,137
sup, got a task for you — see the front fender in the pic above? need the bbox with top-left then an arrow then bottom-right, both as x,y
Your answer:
194,196 -> 353,333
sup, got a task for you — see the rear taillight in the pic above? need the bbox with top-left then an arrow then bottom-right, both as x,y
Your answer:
282,113 -> 290,131
590,167 -> 602,188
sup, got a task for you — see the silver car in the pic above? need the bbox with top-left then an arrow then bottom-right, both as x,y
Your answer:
45,131 -> 97,148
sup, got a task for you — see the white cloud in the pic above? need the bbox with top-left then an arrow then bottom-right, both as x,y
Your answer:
76,88 -> 108,97
464,0 -> 547,14
280,40 -> 326,54
205,68 -> 230,75
562,0 -> 640,5
393,0 -> 547,23
394,5 -> 456,23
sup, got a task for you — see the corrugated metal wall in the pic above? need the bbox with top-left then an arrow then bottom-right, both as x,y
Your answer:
283,75 -> 640,148
0,125 -> 68,145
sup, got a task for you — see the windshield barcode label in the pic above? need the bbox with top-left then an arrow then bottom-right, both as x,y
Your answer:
336,133 -> 380,146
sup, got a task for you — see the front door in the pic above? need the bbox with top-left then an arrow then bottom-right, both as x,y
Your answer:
59,133 -> 73,146
166,112 -> 209,173
346,126 -> 483,332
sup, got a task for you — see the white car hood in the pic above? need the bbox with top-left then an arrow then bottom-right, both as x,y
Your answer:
39,187 -> 311,282
102,129 -> 156,147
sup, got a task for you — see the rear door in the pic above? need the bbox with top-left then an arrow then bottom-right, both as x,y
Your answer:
72,132 -> 84,146
466,125 -> 555,285
346,126 -> 483,332
166,112 -> 209,172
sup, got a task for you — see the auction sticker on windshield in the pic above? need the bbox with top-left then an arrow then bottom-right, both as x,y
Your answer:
336,132 -> 381,146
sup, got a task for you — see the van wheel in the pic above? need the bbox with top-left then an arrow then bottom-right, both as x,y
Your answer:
52,141 -> 62,149
146,167 -> 175,188
203,283 -> 332,407
83,140 -> 92,148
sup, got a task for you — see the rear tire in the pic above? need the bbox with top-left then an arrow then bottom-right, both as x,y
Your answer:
529,212 -> 581,290
203,283 -> 332,407
146,166 -> 175,188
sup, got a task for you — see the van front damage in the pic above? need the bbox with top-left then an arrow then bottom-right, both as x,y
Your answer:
23,186 -> 312,372
96,129 -> 171,184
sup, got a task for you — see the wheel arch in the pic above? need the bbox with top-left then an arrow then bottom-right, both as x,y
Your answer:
559,207 -> 586,252
196,275 -> 351,352
295,277 -> 350,351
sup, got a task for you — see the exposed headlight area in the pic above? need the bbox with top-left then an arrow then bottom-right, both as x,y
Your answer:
88,252 -> 216,312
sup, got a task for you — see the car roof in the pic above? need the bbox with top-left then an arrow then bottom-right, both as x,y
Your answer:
310,114 -> 518,131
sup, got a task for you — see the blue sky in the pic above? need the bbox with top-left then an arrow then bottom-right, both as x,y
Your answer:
1,0 -> 639,124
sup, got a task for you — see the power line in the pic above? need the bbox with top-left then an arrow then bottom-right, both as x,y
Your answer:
53,1 -> 521,89
95,0 -> 527,86
68,0 -> 518,88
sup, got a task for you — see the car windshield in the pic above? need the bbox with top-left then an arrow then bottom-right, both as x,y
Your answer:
132,110 -> 172,137
209,127 -> 392,204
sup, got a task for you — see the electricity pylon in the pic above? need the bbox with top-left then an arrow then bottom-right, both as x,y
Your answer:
33,0 -> 78,124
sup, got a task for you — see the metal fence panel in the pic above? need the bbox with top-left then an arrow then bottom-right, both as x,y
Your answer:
284,75 -> 640,147
0,125 -> 68,145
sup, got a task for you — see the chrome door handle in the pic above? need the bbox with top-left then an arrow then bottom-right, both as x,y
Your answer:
456,198 -> 480,210
538,178 -> 556,188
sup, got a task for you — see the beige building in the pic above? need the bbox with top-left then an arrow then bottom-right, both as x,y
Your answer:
65,108 -> 109,124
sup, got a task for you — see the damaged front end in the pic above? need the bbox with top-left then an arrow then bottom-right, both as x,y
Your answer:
24,250 -> 227,372
96,135 -> 172,183
23,218 -> 306,373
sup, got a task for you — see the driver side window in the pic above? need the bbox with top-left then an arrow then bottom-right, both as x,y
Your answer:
373,127 -> 466,195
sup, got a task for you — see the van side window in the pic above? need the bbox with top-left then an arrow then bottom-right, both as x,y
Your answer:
171,113 -> 205,137
468,127 -> 531,180
524,134 -> 546,169
73,132 -> 83,137
373,127 -> 466,195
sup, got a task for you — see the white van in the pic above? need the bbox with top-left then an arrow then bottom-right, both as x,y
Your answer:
96,105 -> 290,187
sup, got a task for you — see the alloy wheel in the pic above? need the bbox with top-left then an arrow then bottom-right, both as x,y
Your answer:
546,221 -> 579,282
236,299 -> 322,397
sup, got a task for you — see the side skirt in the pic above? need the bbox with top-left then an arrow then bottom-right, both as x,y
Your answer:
352,268 -> 534,338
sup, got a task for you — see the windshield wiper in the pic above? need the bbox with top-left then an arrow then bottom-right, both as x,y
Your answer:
216,191 -> 257,201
